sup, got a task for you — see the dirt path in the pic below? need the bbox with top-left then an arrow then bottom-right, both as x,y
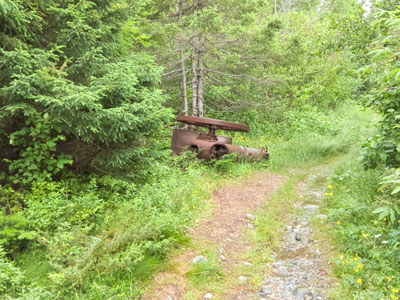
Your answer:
142,172 -> 286,300
142,165 -> 339,300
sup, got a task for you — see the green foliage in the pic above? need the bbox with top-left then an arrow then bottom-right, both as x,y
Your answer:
326,149 -> 400,299
0,185 -> 36,256
0,0 -> 172,180
0,160 -> 215,298
361,6 -> 400,169
24,180 -> 106,232
0,246 -> 25,295
150,0 -> 361,122
5,114 -> 72,185
213,153 -> 238,172
0,213 -> 36,255
373,168 -> 400,224
0,0 -> 386,299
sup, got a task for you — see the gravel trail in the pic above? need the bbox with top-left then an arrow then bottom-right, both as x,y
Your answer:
258,173 -> 334,300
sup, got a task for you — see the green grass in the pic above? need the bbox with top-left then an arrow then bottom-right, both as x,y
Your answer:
323,146 -> 400,300
15,246 -> 51,286
2,104 -> 381,300
234,104 -> 379,173
186,257 -> 223,288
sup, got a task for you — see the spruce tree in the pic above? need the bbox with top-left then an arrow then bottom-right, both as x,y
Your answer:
0,0 -> 172,183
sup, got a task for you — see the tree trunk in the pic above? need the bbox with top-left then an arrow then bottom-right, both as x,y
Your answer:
197,35 -> 204,117
191,45 -> 198,117
178,0 -> 188,117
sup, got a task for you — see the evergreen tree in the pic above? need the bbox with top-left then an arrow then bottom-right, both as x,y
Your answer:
0,0 -> 172,184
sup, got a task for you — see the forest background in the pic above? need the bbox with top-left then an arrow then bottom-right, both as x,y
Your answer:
1,0 -> 400,299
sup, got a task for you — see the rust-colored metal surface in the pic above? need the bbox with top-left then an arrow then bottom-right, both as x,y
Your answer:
177,116 -> 250,132
171,116 -> 269,161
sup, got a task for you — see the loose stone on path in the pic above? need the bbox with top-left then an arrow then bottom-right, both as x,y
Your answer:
258,173 -> 332,300
238,276 -> 248,284
193,255 -> 207,264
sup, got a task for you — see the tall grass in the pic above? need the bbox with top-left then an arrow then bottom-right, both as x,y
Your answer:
236,104 -> 378,172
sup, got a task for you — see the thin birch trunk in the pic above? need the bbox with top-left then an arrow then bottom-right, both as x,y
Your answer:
191,45 -> 198,117
178,0 -> 188,117
197,35 -> 204,117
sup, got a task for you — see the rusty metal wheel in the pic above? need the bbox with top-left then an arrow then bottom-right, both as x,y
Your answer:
177,116 -> 249,132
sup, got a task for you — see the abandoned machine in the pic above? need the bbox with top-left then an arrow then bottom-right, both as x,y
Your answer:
171,116 -> 269,161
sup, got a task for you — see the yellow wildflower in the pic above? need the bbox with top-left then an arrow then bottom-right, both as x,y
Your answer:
387,277 -> 392,281
357,263 -> 363,268
355,268 -> 359,273
194,190 -> 198,194
328,192 -> 333,197
393,288 -> 399,293
328,184 -> 333,189
357,278 -> 362,284
336,221 -> 341,225
384,217 -> 387,221
362,233 -> 370,238
354,256 -> 359,261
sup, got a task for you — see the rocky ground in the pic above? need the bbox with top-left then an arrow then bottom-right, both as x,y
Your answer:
258,174 -> 334,300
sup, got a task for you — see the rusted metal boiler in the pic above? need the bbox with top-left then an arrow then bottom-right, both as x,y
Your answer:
171,116 -> 269,160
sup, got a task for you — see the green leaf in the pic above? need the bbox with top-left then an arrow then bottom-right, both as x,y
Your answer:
392,186 -> 400,195
17,231 -> 36,240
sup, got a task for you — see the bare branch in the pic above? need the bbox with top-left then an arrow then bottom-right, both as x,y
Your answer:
161,69 -> 183,77
204,68 -> 271,84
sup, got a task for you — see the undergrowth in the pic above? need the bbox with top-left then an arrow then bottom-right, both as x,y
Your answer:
0,104 -> 378,299
325,148 -> 400,300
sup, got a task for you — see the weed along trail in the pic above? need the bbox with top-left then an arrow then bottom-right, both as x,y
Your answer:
142,172 -> 285,299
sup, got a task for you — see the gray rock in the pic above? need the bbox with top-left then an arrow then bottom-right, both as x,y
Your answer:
220,255 -> 226,261
193,255 -> 208,264
204,293 -> 213,299
295,233 -> 302,241
166,296 -> 172,300
238,276 -> 248,284
247,223 -> 254,229
302,204 -> 319,210
247,213 -> 256,221
244,261 -> 253,266
294,287 -> 313,300
259,286 -> 273,297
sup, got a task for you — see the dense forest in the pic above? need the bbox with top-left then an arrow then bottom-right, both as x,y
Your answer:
1,0 -> 399,299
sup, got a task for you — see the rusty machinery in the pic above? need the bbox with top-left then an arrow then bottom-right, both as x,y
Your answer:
171,116 -> 269,160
